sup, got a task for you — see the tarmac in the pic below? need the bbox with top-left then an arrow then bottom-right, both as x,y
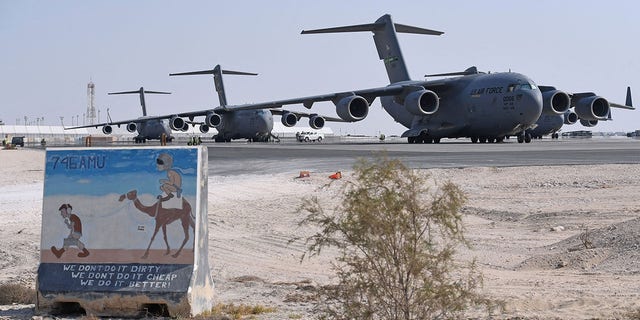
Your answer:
205,137 -> 640,176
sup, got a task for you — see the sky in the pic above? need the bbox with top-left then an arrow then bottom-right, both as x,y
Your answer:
1,0 -> 638,136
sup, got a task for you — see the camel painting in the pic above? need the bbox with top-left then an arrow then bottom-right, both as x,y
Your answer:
119,189 -> 195,259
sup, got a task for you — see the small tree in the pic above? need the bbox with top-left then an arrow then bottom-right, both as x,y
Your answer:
298,155 -> 490,319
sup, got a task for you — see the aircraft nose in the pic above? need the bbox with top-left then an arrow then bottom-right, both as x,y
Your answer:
518,89 -> 543,125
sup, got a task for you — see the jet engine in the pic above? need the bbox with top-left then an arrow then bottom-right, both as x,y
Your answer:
199,124 -> 210,133
334,95 -> 369,122
404,89 -> 439,116
574,96 -> 609,121
102,125 -> 113,135
564,110 -> 578,125
169,116 -> 185,131
281,112 -> 298,127
206,112 -> 222,128
180,122 -> 189,132
126,122 -> 137,133
309,115 -> 325,130
542,90 -> 571,115
580,119 -> 598,127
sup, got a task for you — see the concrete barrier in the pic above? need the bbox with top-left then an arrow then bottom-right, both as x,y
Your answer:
37,146 -> 213,317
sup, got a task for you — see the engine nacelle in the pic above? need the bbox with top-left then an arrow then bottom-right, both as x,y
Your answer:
281,112 -> 298,127
564,111 -> 578,125
169,116 -> 185,131
335,95 -> 369,122
404,89 -> 439,116
180,123 -> 189,132
542,90 -> 571,115
580,119 -> 598,127
199,124 -> 210,133
126,122 -> 137,133
574,96 -> 609,121
206,112 -> 222,128
102,125 -> 113,135
309,115 -> 325,129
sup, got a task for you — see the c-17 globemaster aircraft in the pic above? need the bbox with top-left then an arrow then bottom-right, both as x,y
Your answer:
137,14 -> 613,144
167,65 -> 345,142
66,87 -> 182,143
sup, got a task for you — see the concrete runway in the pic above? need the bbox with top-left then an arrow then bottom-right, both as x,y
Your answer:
206,137 -> 640,176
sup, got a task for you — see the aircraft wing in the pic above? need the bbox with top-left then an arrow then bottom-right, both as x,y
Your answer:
269,109 -> 345,122
219,85 -> 408,112
64,119 -> 139,130
570,90 -> 634,110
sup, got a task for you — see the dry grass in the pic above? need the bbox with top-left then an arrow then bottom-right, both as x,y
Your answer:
191,303 -> 276,320
0,283 -> 36,304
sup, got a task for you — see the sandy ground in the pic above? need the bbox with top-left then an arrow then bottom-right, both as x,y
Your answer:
2,148 -> 640,319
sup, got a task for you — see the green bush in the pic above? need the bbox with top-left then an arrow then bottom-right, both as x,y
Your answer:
298,155 -> 492,319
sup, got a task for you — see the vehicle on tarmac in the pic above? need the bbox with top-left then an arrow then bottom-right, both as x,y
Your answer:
296,131 -> 324,142
11,136 -> 24,147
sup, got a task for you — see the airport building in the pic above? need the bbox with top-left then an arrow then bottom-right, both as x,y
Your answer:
0,123 -> 334,147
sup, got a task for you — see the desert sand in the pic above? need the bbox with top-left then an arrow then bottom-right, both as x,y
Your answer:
1,148 -> 640,319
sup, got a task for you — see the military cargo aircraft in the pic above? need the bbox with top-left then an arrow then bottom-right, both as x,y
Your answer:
168,65 -> 344,142
127,14 -> 618,144
66,87 -> 180,143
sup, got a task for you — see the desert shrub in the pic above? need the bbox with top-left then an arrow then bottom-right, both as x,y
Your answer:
298,155 -> 491,319
0,283 -> 36,304
203,303 -> 276,319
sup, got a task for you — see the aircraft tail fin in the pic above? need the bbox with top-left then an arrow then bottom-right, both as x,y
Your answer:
170,65 -> 257,107
301,14 -> 443,84
108,87 -> 170,117
626,86 -> 633,107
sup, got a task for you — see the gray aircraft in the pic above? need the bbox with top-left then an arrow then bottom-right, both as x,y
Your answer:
167,65 -> 344,142
526,87 -> 634,139
66,87 -> 181,143
135,14 -> 613,144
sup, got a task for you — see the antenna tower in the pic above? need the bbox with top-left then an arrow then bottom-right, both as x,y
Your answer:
86,81 -> 97,125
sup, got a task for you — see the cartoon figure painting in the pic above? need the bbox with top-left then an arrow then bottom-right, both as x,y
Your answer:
117,152 -> 194,259
156,153 -> 183,209
50,204 -> 90,258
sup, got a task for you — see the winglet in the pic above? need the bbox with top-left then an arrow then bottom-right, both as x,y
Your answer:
626,86 -> 633,107
170,64 -> 257,107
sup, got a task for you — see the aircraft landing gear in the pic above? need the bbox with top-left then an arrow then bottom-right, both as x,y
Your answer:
407,133 -> 440,144
517,133 -> 532,143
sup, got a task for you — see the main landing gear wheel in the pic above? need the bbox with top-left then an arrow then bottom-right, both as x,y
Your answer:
517,133 -> 532,143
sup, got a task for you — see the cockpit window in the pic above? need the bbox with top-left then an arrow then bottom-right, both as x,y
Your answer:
512,83 -> 537,91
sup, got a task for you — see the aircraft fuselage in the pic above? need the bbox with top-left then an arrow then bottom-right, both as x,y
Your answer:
135,117 -> 173,141
381,72 -> 543,140
527,114 -> 564,138
216,109 -> 274,141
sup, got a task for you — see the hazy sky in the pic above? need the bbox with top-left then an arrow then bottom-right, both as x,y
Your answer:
1,1 -> 638,136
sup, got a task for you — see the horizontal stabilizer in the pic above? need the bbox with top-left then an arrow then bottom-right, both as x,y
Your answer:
302,22 -> 443,36
394,23 -> 444,36
170,69 -> 257,77
108,88 -> 170,95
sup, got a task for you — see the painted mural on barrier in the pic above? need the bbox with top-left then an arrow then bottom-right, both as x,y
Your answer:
38,147 -> 201,292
